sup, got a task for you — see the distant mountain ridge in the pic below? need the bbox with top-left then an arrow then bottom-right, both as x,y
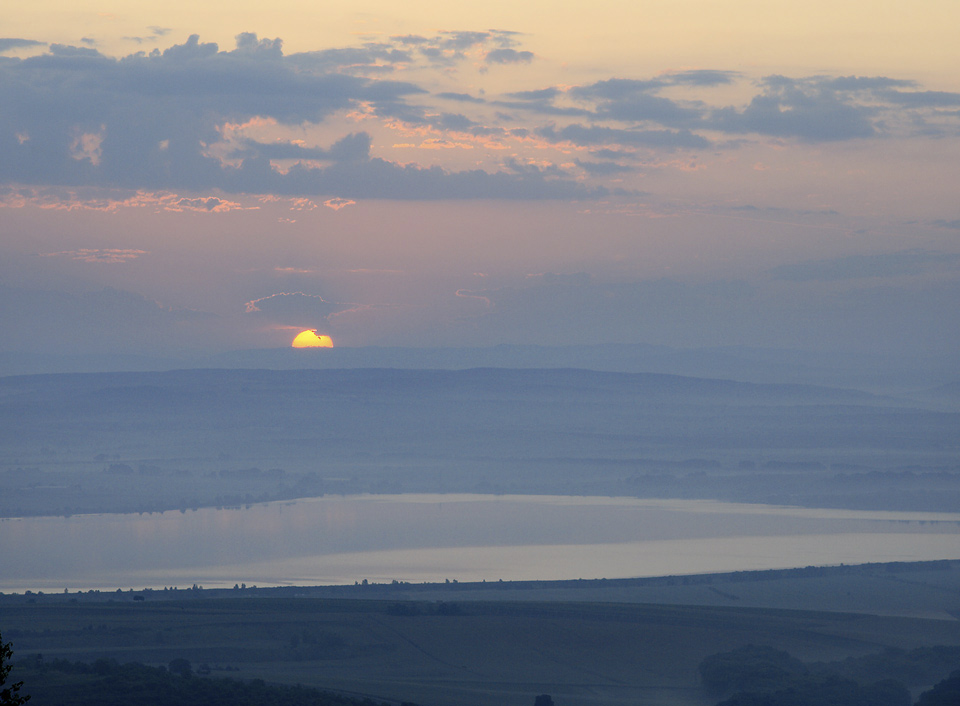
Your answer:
0,366 -> 884,407
1,342 -> 955,394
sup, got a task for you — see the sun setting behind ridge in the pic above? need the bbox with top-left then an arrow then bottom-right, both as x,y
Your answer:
291,330 -> 333,348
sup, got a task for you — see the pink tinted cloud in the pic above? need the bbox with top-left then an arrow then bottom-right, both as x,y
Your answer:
0,188 -> 255,213
324,197 -> 356,210
257,195 -> 319,210
290,197 -> 319,210
164,196 -> 253,213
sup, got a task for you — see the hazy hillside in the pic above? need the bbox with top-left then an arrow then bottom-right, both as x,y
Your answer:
1,368 -> 956,517
2,343 -> 956,394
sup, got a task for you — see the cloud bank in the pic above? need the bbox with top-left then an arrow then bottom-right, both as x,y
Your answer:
2,31 -> 957,202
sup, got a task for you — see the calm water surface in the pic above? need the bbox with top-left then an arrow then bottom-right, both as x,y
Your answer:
1,494 -> 958,592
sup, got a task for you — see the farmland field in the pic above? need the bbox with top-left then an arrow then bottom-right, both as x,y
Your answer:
3,561 -> 960,706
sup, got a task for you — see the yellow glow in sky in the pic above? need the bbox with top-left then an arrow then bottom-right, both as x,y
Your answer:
6,0 -> 960,84
292,330 -> 334,348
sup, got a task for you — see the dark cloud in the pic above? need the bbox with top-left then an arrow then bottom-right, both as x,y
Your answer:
824,75 -> 917,91
665,70 -> 739,86
506,87 -> 563,101
574,159 -> 636,175
503,157 -> 570,178
568,71 -> 735,92
565,78 -> 708,128
469,125 -> 509,137
537,124 -> 710,150
879,89 -> 960,107
570,78 -> 666,99
391,34 -> 429,45
435,113 -> 478,131
437,31 -> 493,50
493,99 -> 591,117
46,43 -> 106,59
408,30 -> 525,66
247,157 -> 611,200
485,48 -> 534,64
0,29 -> 618,199
520,71 -> 950,143
0,34 -> 504,197
233,142 -> 330,161
287,44 -> 412,73
589,148 -> 638,160
437,91 -> 486,103
233,32 -> 282,55
326,132 -> 372,161
232,132 -> 372,162
0,38 -> 46,53
596,92 -> 701,125
159,33 -> 218,60
123,26 -> 174,45
436,91 -> 486,103
709,79 -> 876,141
703,74 -> 960,140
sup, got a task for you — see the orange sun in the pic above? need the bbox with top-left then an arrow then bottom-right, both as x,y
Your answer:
291,329 -> 334,348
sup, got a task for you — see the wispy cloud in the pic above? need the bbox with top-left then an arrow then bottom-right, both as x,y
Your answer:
38,249 -> 148,264
769,249 -> 960,282
243,292 -> 347,325
0,187 -> 255,213
274,266 -> 318,274
0,38 -> 46,53
455,289 -> 492,306
244,291 -> 330,313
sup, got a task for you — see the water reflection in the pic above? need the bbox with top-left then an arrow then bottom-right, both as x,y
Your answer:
1,494 -> 958,592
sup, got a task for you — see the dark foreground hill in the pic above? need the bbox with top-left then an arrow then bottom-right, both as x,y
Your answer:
4,563 -> 960,706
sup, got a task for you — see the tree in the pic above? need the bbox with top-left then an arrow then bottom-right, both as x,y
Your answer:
0,631 -> 30,706
916,669 -> 960,706
167,658 -> 193,678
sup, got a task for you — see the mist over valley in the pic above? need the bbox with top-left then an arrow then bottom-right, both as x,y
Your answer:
2,365 -> 957,519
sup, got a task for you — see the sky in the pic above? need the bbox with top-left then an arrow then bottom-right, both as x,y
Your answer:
2,1 -> 959,358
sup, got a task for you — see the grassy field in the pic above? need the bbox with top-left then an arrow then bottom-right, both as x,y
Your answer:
4,565 -> 960,706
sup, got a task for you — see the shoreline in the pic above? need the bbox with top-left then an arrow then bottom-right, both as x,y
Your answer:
2,558 -> 956,612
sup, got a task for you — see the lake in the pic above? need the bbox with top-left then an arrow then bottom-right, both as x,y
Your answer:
1,494 -> 959,592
